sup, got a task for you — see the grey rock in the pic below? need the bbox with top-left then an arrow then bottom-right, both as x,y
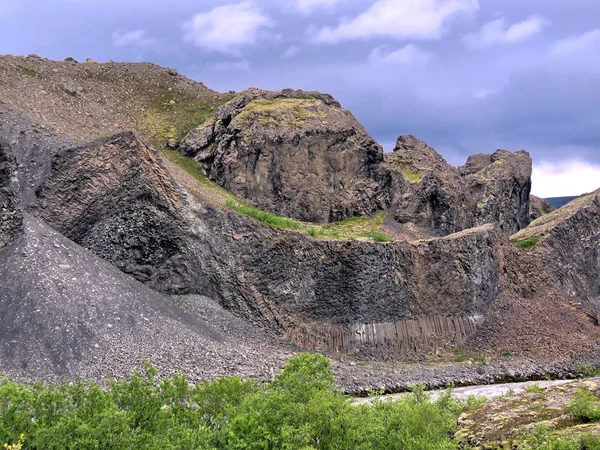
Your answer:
180,88 -> 391,223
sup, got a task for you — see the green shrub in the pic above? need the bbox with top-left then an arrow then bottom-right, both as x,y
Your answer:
365,231 -> 391,243
21,66 -> 36,75
520,426 -> 600,450
567,389 -> 600,422
512,236 -> 540,250
576,362 -> 600,378
0,353 -> 483,450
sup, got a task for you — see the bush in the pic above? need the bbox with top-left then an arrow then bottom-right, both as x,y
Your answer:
567,389 -> 600,422
520,426 -> 600,450
0,353 -> 484,450
365,231 -> 391,243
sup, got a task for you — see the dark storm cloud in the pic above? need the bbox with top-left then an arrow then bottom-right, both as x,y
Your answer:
1,0 -> 599,195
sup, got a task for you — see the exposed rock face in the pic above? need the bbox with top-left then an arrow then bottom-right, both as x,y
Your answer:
34,132 -> 197,293
386,136 -> 532,236
512,189 -> 600,304
0,142 -> 22,249
530,194 -> 556,221
180,88 -> 391,223
462,149 -> 532,234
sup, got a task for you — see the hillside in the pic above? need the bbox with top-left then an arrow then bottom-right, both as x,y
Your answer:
1,55 -> 600,393
546,195 -> 579,208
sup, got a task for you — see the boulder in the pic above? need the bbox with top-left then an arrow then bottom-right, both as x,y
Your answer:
180,88 -> 391,223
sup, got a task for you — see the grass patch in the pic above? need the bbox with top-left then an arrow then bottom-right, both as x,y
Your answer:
520,426 -> 600,450
365,231 -> 391,243
524,382 -> 543,394
226,200 -> 302,230
455,347 -> 468,362
402,169 -> 423,183
141,90 -> 233,149
512,236 -> 541,250
21,66 -> 36,76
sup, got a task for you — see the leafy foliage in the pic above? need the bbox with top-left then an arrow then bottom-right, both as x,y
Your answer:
0,353 -> 478,450
567,389 -> 600,422
520,426 -> 600,450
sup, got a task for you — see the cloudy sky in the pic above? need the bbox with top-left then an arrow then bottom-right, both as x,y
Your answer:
1,0 -> 599,197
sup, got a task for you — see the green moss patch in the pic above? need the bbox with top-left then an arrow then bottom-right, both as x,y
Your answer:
511,236 -> 541,251
401,169 -> 423,183
236,98 -> 327,128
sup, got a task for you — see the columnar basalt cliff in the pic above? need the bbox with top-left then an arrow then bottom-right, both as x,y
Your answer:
180,88 -> 391,223
34,132 -> 196,292
1,55 -> 599,383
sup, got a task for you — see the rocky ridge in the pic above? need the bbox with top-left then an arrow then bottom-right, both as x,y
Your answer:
0,55 -> 599,391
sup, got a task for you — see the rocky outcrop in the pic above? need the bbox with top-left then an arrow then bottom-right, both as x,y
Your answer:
34,132 -> 196,293
530,194 -> 555,221
512,189 -> 600,304
180,88 -> 391,223
462,149 -> 532,234
0,142 -> 22,249
386,136 -> 532,236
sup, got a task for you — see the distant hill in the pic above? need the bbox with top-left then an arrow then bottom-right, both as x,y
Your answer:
545,196 -> 579,208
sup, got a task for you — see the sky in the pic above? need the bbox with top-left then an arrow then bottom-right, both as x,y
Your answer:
1,0 -> 599,197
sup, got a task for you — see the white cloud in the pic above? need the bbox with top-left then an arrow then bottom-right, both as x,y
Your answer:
369,44 -> 431,65
531,160 -> 600,197
314,0 -> 479,43
210,59 -> 251,71
296,0 -> 342,13
183,1 -> 273,55
464,15 -> 550,49
112,29 -> 157,48
551,29 -> 600,57
282,45 -> 301,58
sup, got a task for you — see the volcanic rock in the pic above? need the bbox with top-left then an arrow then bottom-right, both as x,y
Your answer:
180,88 -> 391,223
0,142 -> 22,249
529,195 -> 556,221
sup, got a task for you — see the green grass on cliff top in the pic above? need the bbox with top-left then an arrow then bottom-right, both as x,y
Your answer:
162,148 -> 391,242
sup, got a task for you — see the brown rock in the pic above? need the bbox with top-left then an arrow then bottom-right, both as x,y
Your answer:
180,88 -> 391,223
0,142 -> 23,249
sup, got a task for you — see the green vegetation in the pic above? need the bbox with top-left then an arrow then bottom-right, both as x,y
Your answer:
576,362 -> 600,378
512,236 -> 541,250
0,353 -> 484,450
401,168 -> 423,183
567,389 -> 600,422
226,199 -> 302,230
455,347 -> 468,362
524,382 -> 544,394
141,90 -> 233,149
21,66 -> 36,76
236,98 -> 327,128
520,426 -> 600,450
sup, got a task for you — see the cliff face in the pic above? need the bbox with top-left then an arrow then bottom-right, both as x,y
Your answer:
182,96 -> 532,235
387,136 -> 532,236
180,89 -> 391,223
34,132 -> 196,293
0,142 -> 22,249
1,56 -> 599,366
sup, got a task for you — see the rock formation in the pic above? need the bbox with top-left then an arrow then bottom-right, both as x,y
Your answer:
387,135 -> 532,236
0,142 -> 22,249
34,132 -> 195,293
530,195 -> 556,221
180,88 -> 391,223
